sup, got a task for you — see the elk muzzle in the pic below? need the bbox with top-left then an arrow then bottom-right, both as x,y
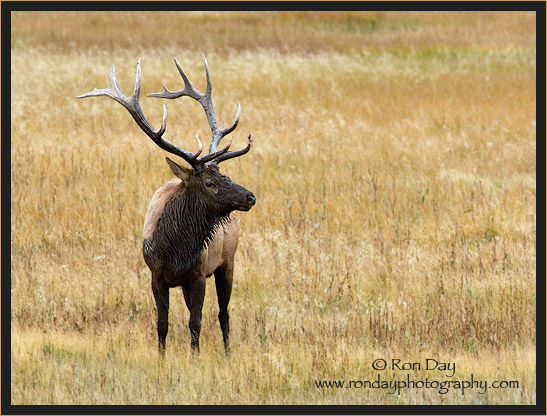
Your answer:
236,190 -> 256,211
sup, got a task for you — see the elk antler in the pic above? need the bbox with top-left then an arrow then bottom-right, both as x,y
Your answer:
77,59 -> 205,168
77,57 -> 252,169
148,54 -> 252,163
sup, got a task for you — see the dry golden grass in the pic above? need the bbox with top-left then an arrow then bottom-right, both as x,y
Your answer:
10,11 -> 536,405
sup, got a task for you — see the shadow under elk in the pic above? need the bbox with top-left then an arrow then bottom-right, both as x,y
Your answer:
78,55 -> 256,354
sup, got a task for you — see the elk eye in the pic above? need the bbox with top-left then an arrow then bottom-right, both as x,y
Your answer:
205,180 -> 213,188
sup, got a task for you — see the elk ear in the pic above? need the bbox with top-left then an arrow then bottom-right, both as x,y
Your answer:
165,157 -> 191,180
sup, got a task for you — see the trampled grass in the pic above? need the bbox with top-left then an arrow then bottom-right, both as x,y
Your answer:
10,11 -> 536,405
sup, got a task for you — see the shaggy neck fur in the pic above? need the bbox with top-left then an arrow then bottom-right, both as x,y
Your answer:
143,185 -> 230,275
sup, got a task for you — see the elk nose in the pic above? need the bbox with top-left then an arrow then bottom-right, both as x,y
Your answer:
247,193 -> 256,206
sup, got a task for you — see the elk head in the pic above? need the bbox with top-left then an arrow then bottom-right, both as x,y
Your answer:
77,55 -> 256,214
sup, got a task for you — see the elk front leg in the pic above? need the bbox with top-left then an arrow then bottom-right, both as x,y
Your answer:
214,265 -> 233,354
152,277 -> 170,355
184,276 -> 206,352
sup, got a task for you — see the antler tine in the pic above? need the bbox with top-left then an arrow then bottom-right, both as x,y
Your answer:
192,135 -> 203,159
78,60 -> 166,137
148,54 -> 241,156
202,54 -> 242,154
78,59 -> 202,167
212,135 -> 253,165
147,58 -> 203,101
214,103 -> 241,151
199,137 -> 233,164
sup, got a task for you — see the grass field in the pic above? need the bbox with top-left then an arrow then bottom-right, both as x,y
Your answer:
10,11 -> 537,405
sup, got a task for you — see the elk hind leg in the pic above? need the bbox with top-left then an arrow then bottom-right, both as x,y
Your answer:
152,277 -> 169,355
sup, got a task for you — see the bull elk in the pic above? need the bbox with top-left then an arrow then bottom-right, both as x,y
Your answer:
78,55 -> 256,354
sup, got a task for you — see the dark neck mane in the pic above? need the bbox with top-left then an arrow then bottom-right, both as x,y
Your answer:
145,186 -> 230,275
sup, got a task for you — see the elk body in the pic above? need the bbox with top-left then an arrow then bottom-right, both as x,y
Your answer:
78,56 -> 255,354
